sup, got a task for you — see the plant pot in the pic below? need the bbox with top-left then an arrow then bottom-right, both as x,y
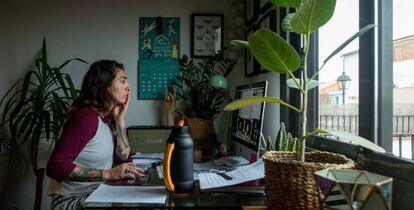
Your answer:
262,151 -> 355,210
187,118 -> 215,155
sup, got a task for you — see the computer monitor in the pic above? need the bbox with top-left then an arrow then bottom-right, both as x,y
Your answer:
230,81 -> 268,162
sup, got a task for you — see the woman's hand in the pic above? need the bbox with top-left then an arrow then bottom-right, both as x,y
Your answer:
102,162 -> 146,181
113,92 -> 130,128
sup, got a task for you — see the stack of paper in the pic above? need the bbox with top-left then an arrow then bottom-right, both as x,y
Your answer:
84,184 -> 167,204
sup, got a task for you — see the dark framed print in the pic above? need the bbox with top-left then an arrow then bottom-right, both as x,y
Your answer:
191,13 -> 224,58
245,0 -> 259,27
258,10 -> 277,74
259,0 -> 273,14
245,25 -> 260,77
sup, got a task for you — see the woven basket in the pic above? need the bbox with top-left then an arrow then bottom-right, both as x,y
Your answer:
187,118 -> 215,154
262,151 -> 355,210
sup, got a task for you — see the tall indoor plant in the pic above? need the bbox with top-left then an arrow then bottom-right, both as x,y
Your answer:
225,0 -> 384,209
0,38 -> 86,210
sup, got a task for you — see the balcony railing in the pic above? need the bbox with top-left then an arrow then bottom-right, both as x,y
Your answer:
319,115 -> 414,160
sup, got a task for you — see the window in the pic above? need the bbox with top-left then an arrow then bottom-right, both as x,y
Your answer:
392,0 -> 414,159
318,0 -> 359,134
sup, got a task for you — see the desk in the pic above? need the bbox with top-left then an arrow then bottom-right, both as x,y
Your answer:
83,168 -> 266,209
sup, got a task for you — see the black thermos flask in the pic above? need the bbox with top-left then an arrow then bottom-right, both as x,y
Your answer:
163,126 -> 194,193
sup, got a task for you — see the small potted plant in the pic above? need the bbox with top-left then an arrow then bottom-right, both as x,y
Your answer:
225,0 -> 384,209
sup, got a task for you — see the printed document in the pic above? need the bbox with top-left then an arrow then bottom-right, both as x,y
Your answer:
84,184 -> 167,203
198,160 -> 264,190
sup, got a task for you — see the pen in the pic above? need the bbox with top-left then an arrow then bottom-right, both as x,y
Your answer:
210,169 -> 233,180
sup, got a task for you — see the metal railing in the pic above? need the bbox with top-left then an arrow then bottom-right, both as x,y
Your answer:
319,114 -> 359,134
319,114 -> 414,160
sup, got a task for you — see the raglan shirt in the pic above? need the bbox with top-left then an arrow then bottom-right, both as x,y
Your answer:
46,107 -> 131,197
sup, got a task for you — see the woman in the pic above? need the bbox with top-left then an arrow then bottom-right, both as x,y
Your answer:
46,60 -> 145,210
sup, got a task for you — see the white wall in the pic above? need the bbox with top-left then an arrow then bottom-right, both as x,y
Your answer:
0,0 -> 280,209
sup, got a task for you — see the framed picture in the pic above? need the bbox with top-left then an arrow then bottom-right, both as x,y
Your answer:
245,25 -> 260,77
191,13 -> 223,58
259,0 -> 273,14
245,0 -> 259,27
257,10 -> 277,74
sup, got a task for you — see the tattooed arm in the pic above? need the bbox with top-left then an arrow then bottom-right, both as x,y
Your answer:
67,165 -> 106,181
115,123 -> 131,161
67,162 -> 145,182
112,91 -> 132,162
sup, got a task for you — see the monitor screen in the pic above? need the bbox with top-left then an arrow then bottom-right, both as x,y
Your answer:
230,81 -> 268,162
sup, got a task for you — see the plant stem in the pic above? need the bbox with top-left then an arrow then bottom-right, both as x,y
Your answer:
297,33 -> 311,162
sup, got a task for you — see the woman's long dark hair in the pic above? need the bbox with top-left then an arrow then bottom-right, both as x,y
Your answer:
71,59 -> 124,115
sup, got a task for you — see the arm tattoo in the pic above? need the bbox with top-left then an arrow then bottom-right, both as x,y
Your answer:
67,165 -> 103,182
115,123 -> 130,161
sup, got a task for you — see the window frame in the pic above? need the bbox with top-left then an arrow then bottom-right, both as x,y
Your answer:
281,0 -> 393,153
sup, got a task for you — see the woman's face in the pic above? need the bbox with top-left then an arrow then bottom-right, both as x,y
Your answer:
108,69 -> 130,104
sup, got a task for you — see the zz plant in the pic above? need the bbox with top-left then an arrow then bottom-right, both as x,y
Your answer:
225,0 -> 385,161
172,50 -> 238,120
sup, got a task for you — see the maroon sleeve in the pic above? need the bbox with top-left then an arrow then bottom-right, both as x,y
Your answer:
46,107 -> 98,182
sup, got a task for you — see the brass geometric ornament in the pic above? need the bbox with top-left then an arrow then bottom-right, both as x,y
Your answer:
314,169 -> 393,210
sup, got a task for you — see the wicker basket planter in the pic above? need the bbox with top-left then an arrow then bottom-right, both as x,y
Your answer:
262,151 -> 355,210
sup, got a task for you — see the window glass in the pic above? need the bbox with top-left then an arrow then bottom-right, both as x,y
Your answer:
392,0 -> 414,159
318,0 -> 359,134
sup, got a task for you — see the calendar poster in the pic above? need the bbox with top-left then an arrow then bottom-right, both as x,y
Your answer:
138,17 -> 180,99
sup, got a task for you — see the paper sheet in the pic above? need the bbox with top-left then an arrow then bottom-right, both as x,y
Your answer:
198,160 -> 264,190
84,184 -> 167,204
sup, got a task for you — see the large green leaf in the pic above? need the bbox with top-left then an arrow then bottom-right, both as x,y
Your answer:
322,129 -> 386,153
224,97 -> 300,113
248,28 -> 301,74
269,0 -> 302,8
282,0 -> 336,35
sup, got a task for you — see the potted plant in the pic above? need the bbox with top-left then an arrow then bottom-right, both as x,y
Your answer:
225,0 -> 384,209
171,50 -> 238,155
0,38 -> 87,210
